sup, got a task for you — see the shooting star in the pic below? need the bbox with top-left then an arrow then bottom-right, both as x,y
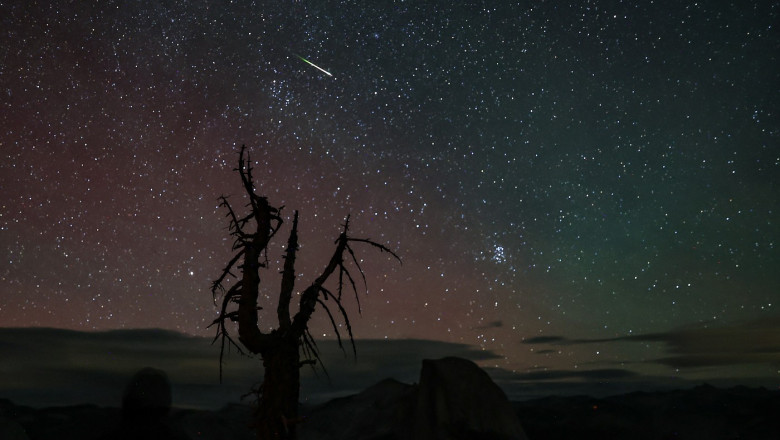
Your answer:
294,53 -> 333,77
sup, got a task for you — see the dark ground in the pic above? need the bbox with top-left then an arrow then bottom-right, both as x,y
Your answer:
514,384 -> 780,440
2,384 -> 779,440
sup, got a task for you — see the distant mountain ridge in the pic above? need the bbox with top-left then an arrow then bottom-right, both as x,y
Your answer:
299,356 -> 528,439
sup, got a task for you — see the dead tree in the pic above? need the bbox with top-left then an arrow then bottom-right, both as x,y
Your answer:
210,145 -> 400,439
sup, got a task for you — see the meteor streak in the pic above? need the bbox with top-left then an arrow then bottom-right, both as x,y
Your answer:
294,53 -> 333,77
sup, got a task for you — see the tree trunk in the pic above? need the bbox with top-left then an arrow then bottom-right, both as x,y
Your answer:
210,147 -> 399,439
256,336 -> 301,440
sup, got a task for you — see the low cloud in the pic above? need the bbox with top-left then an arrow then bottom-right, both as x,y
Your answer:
523,335 -> 567,344
472,320 -> 503,330
0,327 -> 499,409
5,319 -> 777,410
521,315 -> 780,369
509,368 -> 638,381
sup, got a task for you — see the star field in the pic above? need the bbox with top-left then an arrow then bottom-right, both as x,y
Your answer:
1,1 -> 778,385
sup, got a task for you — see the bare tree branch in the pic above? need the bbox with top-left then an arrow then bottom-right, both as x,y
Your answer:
290,233 -> 348,336
211,249 -> 245,299
278,211 -> 299,331
208,283 -> 246,382
209,145 -> 400,439
347,237 -> 402,264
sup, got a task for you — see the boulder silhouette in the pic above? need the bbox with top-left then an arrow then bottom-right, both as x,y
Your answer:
123,367 -> 173,420
98,367 -> 189,440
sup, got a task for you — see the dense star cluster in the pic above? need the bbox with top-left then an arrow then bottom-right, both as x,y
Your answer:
1,1 -> 777,386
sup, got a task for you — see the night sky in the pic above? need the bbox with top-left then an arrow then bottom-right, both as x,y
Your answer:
2,0 -> 778,397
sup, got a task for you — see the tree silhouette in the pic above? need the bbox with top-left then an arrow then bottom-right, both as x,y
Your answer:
210,146 -> 400,439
